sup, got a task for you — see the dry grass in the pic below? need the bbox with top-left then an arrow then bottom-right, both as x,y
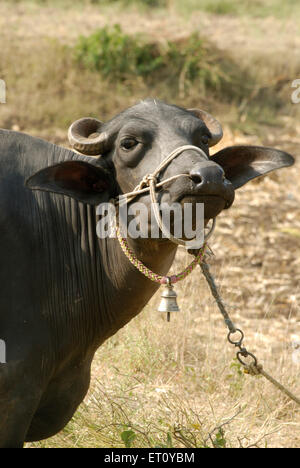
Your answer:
1,0 -> 300,135
0,0 -> 299,449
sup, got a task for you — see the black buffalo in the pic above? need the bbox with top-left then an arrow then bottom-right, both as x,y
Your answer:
0,99 -> 294,447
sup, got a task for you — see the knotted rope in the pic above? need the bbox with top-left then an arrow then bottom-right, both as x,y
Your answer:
116,145 -> 213,247
116,226 -> 207,285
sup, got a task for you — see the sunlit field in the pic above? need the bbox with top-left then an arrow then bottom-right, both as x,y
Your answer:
0,0 -> 299,448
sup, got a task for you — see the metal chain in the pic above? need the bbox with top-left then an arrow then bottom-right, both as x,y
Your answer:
196,256 -> 300,407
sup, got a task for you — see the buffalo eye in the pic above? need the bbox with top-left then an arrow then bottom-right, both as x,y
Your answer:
201,135 -> 210,146
120,137 -> 139,151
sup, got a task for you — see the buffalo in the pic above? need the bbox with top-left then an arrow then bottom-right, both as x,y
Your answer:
0,99 -> 294,447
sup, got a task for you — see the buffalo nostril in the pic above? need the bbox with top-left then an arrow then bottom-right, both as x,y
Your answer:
190,173 -> 203,185
190,166 -> 227,187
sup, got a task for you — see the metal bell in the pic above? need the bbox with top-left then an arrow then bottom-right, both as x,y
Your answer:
158,280 -> 180,322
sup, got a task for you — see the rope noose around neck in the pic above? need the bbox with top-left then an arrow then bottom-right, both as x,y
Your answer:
114,145 -> 216,284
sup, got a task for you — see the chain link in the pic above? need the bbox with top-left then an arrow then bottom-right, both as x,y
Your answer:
227,329 -> 258,367
196,254 -> 300,407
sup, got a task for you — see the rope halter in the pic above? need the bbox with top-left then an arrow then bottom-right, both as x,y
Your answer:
114,145 -> 217,289
115,145 -> 216,247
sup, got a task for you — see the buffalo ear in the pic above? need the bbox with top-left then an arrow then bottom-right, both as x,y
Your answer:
211,145 -> 295,189
26,161 -> 115,205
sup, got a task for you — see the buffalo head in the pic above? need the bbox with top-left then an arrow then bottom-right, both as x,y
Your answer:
27,99 -> 294,242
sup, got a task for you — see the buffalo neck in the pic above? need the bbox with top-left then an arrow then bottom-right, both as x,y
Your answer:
37,197 -> 178,365
95,233 -> 177,345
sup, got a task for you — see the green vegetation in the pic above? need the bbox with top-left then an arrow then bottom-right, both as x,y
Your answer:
75,26 -> 233,95
1,0 -> 299,135
75,25 -> 164,79
1,21 -> 297,135
73,24 -> 296,133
